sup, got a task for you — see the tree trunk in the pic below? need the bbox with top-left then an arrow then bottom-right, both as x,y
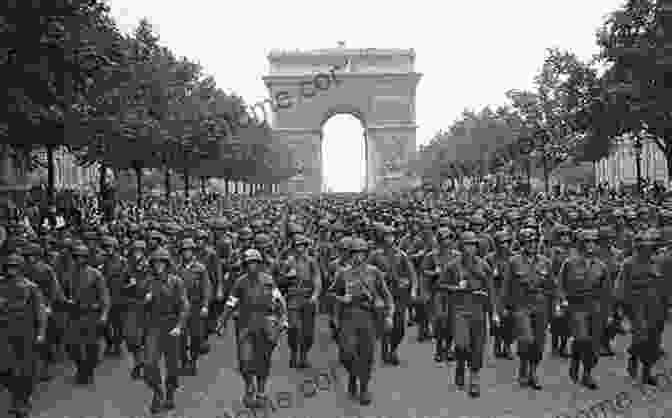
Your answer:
234,182 -> 238,194
184,169 -> 190,198
98,163 -> 107,209
134,165 -> 143,207
224,180 -> 229,195
164,168 -> 171,200
46,145 -> 55,206
200,176 -> 206,195
543,157 -> 550,195
666,149 -> 672,191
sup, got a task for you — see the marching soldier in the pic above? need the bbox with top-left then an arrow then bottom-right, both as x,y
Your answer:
122,240 -> 149,380
22,242 -> 68,381
616,229 -> 666,386
277,234 -> 321,368
176,238 -> 211,376
217,249 -> 288,409
443,232 -> 499,397
421,227 -> 461,362
486,230 -> 515,359
142,247 -> 189,413
195,228 -> 221,351
557,229 -> 610,389
548,224 -> 573,357
63,243 -> 111,385
502,228 -> 553,390
99,236 -> 128,357
329,238 -> 394,405
368,225 -> 418,365
0,254 -> 47,418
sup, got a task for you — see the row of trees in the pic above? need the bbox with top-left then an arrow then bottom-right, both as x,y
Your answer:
416,0 -> 672,193
2,0 -> 297,204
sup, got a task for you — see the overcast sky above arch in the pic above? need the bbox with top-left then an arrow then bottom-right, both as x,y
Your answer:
108,0 -> 622,192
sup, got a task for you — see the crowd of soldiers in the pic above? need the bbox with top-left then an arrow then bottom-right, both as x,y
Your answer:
0,190 -> 670,417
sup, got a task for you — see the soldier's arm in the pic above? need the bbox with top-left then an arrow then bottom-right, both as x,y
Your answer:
500,259 -> 513,309
32,284 -> 48,339
375,268 -> 395,318
47,265 -> 68,306
272,284 -> 288,325
556,259 -> 569,303
311,258 -> 322,301
219,278 -> 242,325
201,266 -> 212,311
96,269 -> 111,320
402,252 -> 418,295
483,261 -> 499,315
176,277 -> 191,330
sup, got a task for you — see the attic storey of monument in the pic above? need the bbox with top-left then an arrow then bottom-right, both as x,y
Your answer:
228,60 -> 348,131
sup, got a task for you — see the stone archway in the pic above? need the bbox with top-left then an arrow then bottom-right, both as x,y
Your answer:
263,46 -> 421,193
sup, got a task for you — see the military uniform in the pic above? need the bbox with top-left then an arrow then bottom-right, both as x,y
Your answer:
218,249 -> 288,409
142,247 -> 190,413
122,241 -> 149,380
421,228 -> 461,362
62,244 -> 111,385
443,232 -> 498,397
485,230 -> 515,359
277,234 -> 321,368
22,243 -> 68,379
368,225 -> 417,365
502,228 -> 553,390
329,238 -> 394,405
99,236 -> 128,357
557,229 -> 609,389
615,229 -> 666,385
0,254 -> 47,417
176,238 -> 212,375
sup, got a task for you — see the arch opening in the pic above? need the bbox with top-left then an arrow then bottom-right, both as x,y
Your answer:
321,113 -> 366,193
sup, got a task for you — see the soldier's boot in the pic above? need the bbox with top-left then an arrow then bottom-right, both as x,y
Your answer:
551,333 -> 560,356
298,350 -> 311,369
242,378 -> 256,409
150,388 -> 164,414
434,335 -> 444,362
358,377 -> 372,406
255,376 -> 269,409
569,341 -> 581,383
502,343 -> 514,360
468,369 -> 480,398
517,358 -> 529,387
84,343 -> 98,385
129,347 -> 144,380
289,351 -> 299,369
642,363 -> 658,386
164,377 -> 178,410
387,348 -> 400,366
454,349 -> 466,388
627,355 -> 639,380
444,338 -> 455,361
380,339 -> 390,364
581,368 -> 599,390
528,360 -> 542,390
347,374 -> 358,399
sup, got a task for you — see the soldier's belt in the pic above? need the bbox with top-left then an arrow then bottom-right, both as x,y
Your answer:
71,303 -> 102,314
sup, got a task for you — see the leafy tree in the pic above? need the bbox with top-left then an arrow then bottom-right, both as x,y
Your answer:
595,0 -> 672,178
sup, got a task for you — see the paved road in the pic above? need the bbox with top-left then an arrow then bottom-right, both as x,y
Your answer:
5,315 -> 672,418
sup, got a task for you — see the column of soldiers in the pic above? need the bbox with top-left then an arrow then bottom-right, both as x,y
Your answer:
0,195 -> 671,417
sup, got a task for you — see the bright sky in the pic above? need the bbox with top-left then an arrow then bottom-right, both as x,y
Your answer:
108,0 -> 622,192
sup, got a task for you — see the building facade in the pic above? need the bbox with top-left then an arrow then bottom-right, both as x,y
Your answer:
594,134 -> 669,188
33,147 -> 100,192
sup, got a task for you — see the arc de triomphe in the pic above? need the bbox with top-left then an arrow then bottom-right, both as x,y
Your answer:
263,47 -> 421,193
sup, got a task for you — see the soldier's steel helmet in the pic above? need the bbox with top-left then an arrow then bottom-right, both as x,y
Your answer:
243,248 -> 263,263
